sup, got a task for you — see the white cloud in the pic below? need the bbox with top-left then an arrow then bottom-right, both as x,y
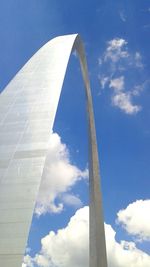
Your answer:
99,75 -> 110,89
109,76 -> 141,114
134,52 -> 143,68
104,38 -> 129,63
23,205 -> 150,267
132,84 -> 145,96
105,223 -> 150,267
98,38 -> 144,114
24,207 -> 89,267
107,39 -> 127,50
22,255 -> 33,267
34,255 -> 50,267
98,57 -> 103,65
112,92 -> 141,114
35,133 -> 88,216
119,11 -> 126,22
99,37 -> 143,73
25,247 -> 31,254
61,193 -> 83,208
117,199 -> 150,241
109,76 -> 124,91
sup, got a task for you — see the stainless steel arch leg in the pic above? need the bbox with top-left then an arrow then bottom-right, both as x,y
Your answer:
0,34 -> 107,267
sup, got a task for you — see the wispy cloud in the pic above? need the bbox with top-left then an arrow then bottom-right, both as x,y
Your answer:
134,52 -> 143,68
109,76 -> 124,91
98,38 -> 144,114
104,38 -> 129,63
100,38 -> 143,71
119,11 -> 126,22
99,75 -> 110,89
109,76 -> 141,114
112,92 -> 141,114
143,24 -> 150,30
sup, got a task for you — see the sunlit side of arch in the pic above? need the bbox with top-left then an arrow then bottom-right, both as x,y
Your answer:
0,34 -> 107,267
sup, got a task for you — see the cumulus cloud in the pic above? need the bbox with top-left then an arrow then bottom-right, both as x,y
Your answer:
24,207 -> 89,267
109,76 -> 141,114
105,223 -> 150,267
117,199 -> 150,241
35,133 -> 88,216
23,205 -> 150,267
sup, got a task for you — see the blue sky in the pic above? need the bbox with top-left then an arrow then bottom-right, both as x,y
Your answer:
0,1 -> 150,267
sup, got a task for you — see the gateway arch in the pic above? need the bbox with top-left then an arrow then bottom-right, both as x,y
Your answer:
0,34 -> 107,267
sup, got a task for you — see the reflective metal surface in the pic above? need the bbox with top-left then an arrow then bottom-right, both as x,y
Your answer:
0,34 -> 107,267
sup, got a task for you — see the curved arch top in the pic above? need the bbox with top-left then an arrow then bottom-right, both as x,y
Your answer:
0,34 -> 107,267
